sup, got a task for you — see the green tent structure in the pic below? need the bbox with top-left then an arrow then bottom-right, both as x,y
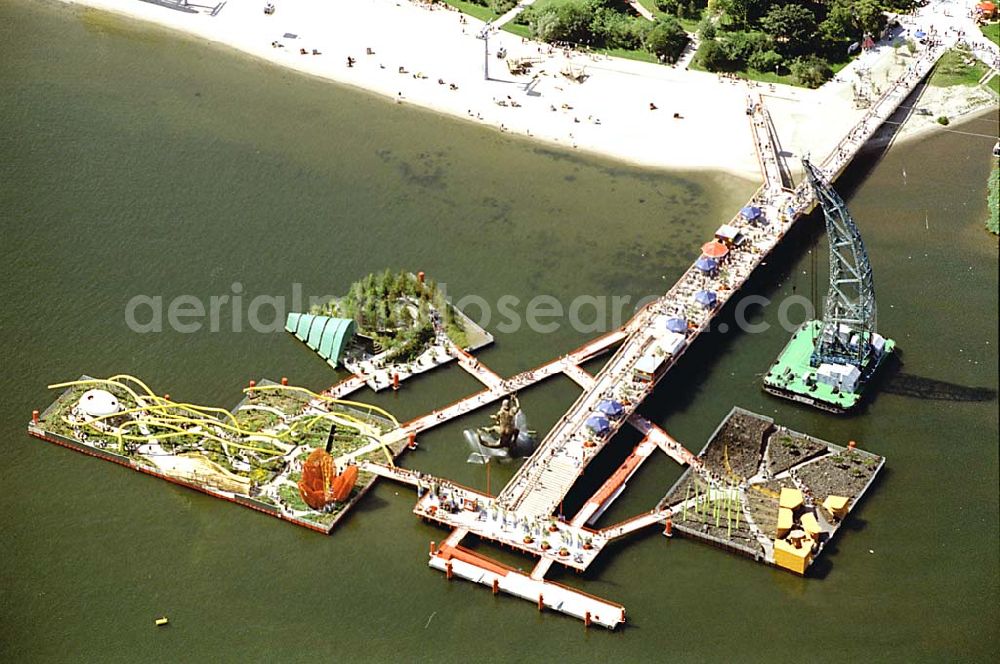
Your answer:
285,313 -> 356,368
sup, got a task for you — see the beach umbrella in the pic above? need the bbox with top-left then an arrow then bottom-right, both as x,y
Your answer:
596,400 -> 624,419
585,415 -> 611,435
694,257 -> 718,274
740,205 -> 762,221
666,317 -> 688,334
701,241 -> 729,259
694,290 -> 718,308
914,30 -> 926,38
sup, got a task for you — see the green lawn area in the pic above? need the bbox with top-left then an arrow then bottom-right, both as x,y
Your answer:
929,48 -> 989,87
633,0 -> 703,31
595,46 -> 659,63
500,0 -> 670,64
982,22 -> 1000,47
278,483 -> 310,512
522,0 -> 558,12
502,21 -> 532,38
440,0 -> 500,23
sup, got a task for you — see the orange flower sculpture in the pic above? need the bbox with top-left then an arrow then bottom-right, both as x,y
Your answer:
297,448 -> 359,510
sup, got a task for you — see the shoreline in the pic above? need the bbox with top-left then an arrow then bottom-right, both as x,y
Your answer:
50,0 -> 1000,180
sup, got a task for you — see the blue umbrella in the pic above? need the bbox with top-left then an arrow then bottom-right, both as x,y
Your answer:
666,317 -> 688,334
694,290 -> 718,308
695,257 -> 718,273
914,30 -> 926,38
740,205 -> 762,221
596,400 -> 624,419
585,415 -> 611,435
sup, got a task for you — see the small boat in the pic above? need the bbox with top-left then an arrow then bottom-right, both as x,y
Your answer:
155,616 -> 169,627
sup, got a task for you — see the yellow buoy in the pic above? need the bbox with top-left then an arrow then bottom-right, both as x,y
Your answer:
155,617 -> 169,627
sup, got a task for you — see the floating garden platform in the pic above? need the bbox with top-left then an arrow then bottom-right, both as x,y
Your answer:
659,407 -> 884,574
763,320 -> 896,413
287,270 -> 493,391
27,375 -> 406,533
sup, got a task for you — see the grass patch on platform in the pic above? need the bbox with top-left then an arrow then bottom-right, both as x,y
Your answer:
929,48 -> 989,87
279,484 -> 309,512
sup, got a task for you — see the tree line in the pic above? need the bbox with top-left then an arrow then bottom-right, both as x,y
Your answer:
516,0 -> 690,63
687,1 -> 916,87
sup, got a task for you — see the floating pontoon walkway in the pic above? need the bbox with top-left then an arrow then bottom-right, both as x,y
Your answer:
428,544 -> 625,630
326,47 -> 944,628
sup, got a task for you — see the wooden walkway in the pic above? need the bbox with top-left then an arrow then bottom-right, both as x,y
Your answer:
429,546 -> 625,629
399,329 -> 626,436
323,374 -> 367,399
569,437 -> 658,528
599,510 -> 668,542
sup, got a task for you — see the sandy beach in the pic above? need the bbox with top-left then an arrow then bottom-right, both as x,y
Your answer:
56,0 -> 997,179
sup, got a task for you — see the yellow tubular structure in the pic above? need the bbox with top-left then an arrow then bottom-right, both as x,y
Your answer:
245,383 -> 398,465
246,383 -> 399,426
51,377 -> 242,428
49,375 -> 399,466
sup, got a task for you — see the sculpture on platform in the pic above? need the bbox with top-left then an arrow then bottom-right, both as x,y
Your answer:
479,396 -> 522,453
463,395 -> 537,462
297,426 -> 358,510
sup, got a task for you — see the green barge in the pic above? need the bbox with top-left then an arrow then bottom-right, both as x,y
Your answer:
763,320 -> 895,413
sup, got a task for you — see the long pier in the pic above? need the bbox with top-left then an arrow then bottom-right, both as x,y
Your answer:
325,43 -> 946,628
495,43 -> 946,524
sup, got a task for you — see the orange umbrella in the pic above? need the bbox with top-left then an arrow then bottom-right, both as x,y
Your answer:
701,240 -> 729,259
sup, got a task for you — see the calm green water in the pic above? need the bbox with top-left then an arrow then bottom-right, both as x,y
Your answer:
1,1 -> 997,661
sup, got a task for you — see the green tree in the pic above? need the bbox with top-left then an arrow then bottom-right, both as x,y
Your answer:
645,16 -> 689,63
490,0 -> 517,13
696,38 -> 735,70
654,0 -> 679,14
748,49 -> 783,73
530,2 -> 595,44
818,0 -> 853,46
698,16 -> 717,40
723,30 -> 771,66
591,9 -> 651,50
790,55 -> 833,88
760,3 -> 817,56
854,0 -> 887,38
725,0 -> 766,29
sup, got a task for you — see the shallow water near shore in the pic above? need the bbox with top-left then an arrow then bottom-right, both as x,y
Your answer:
1,1 -> 997,661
